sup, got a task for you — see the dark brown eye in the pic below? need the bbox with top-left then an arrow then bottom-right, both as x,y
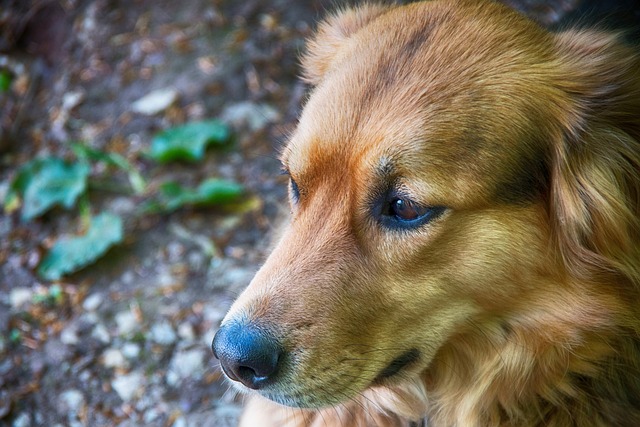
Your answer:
390,198 -> 428,221
380,195 -> 446,230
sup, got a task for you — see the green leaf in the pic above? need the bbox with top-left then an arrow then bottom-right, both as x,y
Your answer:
8,157 -> 90,221
0,70 -> 12,92
144,178 -> 244,213
149,120 -> 231,163
38,212 -> 124,281
70,142 -> 146,194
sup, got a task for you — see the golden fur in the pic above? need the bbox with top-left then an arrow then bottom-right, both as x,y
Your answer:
218,0 -> 640,425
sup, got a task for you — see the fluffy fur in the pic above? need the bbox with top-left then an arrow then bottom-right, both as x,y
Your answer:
218,0 -> 640,425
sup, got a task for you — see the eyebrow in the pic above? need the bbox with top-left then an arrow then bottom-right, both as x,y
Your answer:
375,156 -> 396,179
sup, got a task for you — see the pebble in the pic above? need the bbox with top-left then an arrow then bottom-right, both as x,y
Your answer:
9,288 -> 33,309
12,412 -> 31,427
121,342 -> 141,359
149,321 -> 176,346
60,326 -> 79,346
115,310 -> 139,336
177,322 -> 195,341
167,348 -> 205,386
82,293 -> 103,312
111,371 -> 143,402
91,324 -> 111,344
103,348 -> 127,368
143,408 -> 161,424
220,101 -> 280,131
120,270 -> 135,286
59,389 -> 85,413
131,87 -> 178,115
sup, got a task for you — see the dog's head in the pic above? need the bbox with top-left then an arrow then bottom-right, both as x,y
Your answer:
213,0 -> 640,412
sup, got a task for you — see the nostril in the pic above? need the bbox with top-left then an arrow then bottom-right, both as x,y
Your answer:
212,322 -> 283,390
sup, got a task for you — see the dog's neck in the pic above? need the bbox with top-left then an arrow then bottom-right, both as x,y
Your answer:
402,289 -> 640,427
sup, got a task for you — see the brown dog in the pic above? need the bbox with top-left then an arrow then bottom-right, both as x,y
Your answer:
212,0 -> 640,425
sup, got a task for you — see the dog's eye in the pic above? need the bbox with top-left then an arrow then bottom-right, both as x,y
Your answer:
382,196 -> 446,229
390,198 -> 425,221
289,178 -> 300,203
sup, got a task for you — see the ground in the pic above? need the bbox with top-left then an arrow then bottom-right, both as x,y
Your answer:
0,1 -> 629,426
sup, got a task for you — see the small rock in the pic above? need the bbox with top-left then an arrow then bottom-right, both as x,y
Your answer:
10,288 -> 33,309
149,321 -> 176,346
60,326 -> 79,346
62,91 -> 84,110
120,271 -> 135,285
59,389 -> 85,413
171,417 -> 187,427
91,324 -> 111,344
112,371 -> 144,402
131,87 -> 178,115
177,322 -> 195,341
143,408 -> 161,424
220,101 -> 280,131
167,348 -> 205,385
108,197 -> 137,216
103,348 -> 127,369
121,342 -> 141,359
82,293 -> 103,312
115,310 -> 139,336
12,412 -> 31,427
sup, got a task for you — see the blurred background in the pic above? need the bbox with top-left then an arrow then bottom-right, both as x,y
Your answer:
0,1 -> 638,426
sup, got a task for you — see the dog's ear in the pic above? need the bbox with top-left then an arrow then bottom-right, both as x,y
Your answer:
550,29 -> 640,285
301,3 -> 393,85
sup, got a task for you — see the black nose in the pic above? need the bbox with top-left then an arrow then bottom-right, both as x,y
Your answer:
212,322 -> 282,389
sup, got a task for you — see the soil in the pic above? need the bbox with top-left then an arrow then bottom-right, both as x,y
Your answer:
0,0 -> 635,426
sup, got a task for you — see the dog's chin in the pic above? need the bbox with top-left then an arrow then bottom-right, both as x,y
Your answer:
235,348 -> 423,409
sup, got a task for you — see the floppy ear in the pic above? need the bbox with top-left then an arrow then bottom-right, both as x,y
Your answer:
550,29 -> 640,285
301,3 -> 394,85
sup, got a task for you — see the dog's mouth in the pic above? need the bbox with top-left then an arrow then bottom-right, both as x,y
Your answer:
372,348 -> 421,384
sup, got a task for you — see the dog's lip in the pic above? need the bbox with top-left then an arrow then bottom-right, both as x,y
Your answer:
372,348 -> 421,383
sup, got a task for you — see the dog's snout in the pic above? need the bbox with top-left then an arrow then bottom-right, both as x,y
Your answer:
212,322 -> 282,390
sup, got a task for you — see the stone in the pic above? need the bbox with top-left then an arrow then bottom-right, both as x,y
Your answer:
149,321 -> 176,346
9,288 -> 33,309
112,371 -> 143,402
59,389 -> 85,413
103,348 -> 127,368
131,87 -> 178,115
115,310 -> 139,336
82,293 -> 103,312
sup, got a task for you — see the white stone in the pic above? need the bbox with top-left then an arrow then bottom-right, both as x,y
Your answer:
220,101 -> 280,131
60,327 -> 79,345
177,322 -> 195,341
12,412 -> 31,427
149,321 -> 176,346
82,293 -> 103,311
121,342 -> 141,359
91,324 -> 111,344
131,88 -> 178,115
115,310 -> 139,336
103,348 -> 127,368
59,389 -> 85,413
10,288 -> 33,309
112,371 -> 143,402
169,348 -> 205,380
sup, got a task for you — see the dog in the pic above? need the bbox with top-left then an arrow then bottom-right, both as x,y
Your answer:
212,0 -> 640,425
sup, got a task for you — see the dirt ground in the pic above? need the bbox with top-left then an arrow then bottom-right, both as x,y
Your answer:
0,1 -> 636,426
